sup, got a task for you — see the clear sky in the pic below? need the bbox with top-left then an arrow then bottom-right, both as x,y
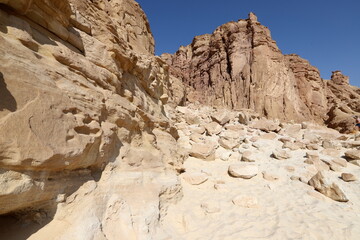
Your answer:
137,0 -> 360,87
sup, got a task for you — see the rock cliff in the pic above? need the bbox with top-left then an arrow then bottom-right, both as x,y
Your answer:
163,13 -> 360,132
0,0 -> 182,239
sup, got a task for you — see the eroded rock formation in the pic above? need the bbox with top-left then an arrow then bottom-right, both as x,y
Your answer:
0,0 -> 182,239
1,1 -> 360,239
163,13 -> 360,132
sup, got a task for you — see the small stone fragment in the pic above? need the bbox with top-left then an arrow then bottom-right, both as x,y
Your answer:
272,149 -> 290,160
228,164 -> 258,179
341,173 -> 357,182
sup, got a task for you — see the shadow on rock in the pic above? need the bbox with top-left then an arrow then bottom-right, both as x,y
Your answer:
0,72 -> 17,112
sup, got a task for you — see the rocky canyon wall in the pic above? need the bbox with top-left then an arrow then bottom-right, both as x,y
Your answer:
163,13 -> 360,133
0,0 -> 182,239
1,1 -> 360,239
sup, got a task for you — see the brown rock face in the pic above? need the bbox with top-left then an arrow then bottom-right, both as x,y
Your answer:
163,13 -> 310,122
325,71 -> 360,132
285,54 -> 328,122
163,13 -> 360,132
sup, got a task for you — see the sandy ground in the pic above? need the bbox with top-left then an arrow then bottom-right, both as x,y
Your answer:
156,136 -> 360,240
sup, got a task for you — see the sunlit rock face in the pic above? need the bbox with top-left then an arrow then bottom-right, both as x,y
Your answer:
0,0 -> 183,239
163,13 -> 360,133
1,1 -> 360,239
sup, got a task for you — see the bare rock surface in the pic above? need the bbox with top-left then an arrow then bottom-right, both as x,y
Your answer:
0,1 -> 182,239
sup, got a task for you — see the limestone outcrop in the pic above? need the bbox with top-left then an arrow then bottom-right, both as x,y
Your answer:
163,13 -> 360,133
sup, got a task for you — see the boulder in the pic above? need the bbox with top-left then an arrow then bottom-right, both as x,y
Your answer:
344,150 -> 360,160
211,111 -> 230,125
272,149 -> 291,160
250,119 -> 281,133
341,173 -> 357,182
189,142 -> 217,161
204,121 -> 222,135
219,137 -> 239,150
238,112 -> 251,125
228,164 -> 258,179
218,130 -> 245,150
308,171 -> 348,202
331,158 -> 348,168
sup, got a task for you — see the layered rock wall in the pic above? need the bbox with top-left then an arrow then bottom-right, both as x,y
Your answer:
0,0 -> 182,239
164,13 -> 360,132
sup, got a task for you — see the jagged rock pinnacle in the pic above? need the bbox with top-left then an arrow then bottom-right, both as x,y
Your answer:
331,70 -> 350,85
249,12 -> 258,22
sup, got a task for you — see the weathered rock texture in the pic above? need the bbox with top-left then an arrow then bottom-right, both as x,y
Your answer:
0,0 -> 182,239
1,2 -> 360,239
163,13 -> 360,133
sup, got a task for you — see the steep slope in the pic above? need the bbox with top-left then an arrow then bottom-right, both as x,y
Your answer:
163,13 -> 360,132
0,0 -> 182,239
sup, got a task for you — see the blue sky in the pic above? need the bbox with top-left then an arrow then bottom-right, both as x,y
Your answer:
137,0 -> 360,86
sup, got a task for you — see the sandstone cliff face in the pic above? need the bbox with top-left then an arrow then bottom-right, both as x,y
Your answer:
163,13 -> 360,132
325,71 -> 360,132
0,0 -> 182,239
163,13 -> 309,122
